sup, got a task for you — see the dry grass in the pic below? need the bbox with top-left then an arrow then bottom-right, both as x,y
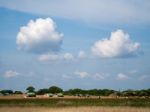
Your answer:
0,107 -> 149,112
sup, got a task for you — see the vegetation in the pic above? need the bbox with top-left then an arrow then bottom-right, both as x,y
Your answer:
0,98 -> 149,107
0,86 -> 150,97
64,88 -> 115,96
36,89 -> 49,95
26,86 -> 35,93
14,91 -> 23,94
0,90 -> 13,95
63,88 -> 150,97
0,86 -> 150,108
49,86 -> 63,94
0,107 -> 150,112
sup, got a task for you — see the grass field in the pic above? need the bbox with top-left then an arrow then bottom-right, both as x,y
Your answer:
0,107 -> 150,112
0,97 -> 150,107
0,97 -> 150,112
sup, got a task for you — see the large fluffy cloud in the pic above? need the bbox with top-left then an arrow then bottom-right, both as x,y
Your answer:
91,29 -> 141,58
16,18 -> 63,53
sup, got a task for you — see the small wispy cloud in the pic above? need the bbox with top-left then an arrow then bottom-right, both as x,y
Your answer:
78,50 -> 86,59
38,53 -> 74,62
138,75 -> 150,81
74,71 -> 89,78
38,53 -> 61,62
74,71 -> 106,80
38,50 -> 86,63
93,73 -> 105,80
63,53 -> 74,60
128,70 -> 138,74
1,0 -> 150,24
4,70 -> 19,78
116,73 -> 129,81
62,74 -> 72,79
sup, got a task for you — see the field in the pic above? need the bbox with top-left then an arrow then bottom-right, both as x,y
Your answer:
0,98 -> 150,107
0,107 -> 150,112
0,96 -> 150,112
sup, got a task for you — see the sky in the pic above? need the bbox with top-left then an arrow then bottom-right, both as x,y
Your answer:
0,0 -> 150,91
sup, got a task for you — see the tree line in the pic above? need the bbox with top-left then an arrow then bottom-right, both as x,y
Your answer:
0,86 -> 150,97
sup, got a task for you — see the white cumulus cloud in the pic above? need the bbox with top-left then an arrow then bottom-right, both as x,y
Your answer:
4,70 -> 19,78
16,18 -> 63,53
91,29 -> 141,58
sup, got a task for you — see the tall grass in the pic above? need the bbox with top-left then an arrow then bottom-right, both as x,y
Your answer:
0,98 -> 150,107
0,107 -> 150,112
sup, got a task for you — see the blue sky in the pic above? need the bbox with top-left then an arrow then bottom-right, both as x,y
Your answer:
0,0 -> 150,91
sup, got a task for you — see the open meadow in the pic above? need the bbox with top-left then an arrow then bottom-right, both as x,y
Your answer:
0,106 -> 150,112
0,96 -> 150,112
0,97 -> 150,107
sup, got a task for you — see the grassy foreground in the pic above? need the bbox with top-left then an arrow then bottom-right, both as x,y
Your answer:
0,98 -> 150,107
0,107 -> 150,112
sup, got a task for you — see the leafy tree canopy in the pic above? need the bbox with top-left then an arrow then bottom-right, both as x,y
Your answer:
26,86 -> 35,92
49,86 -> 63,94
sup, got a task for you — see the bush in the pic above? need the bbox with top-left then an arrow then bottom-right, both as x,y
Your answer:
14,91 -> 23,94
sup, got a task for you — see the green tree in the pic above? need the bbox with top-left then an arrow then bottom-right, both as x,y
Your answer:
37,88 -> 49,95
0,90 -> 13,95
122,90 -> 136,96
14,91 -> 23,94
49,86 -> 63,94
26,86 -> 35,92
